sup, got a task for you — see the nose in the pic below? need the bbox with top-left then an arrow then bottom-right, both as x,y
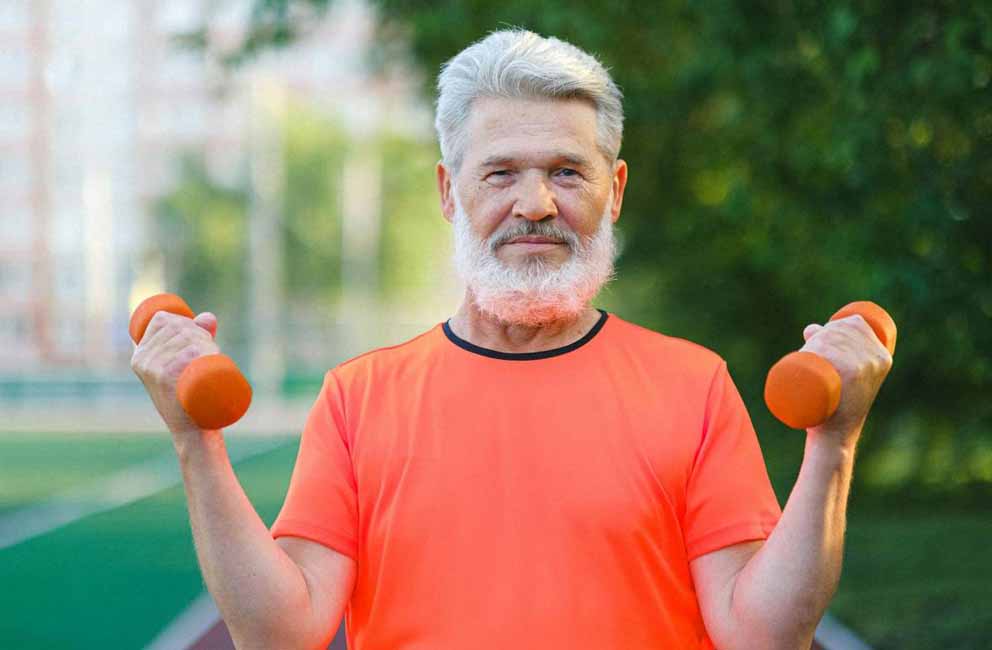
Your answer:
512,171 -> 558,222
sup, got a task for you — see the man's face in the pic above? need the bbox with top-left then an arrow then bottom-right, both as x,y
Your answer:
442,96 -> 624,265
437,96 -> 628,325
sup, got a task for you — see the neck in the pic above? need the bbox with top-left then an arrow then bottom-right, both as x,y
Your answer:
447,289 -> 602,354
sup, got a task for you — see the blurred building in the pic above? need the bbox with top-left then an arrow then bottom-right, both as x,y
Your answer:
0,0 -> 445,390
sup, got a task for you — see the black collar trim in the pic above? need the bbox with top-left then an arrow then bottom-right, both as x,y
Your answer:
442,309 -> 609,361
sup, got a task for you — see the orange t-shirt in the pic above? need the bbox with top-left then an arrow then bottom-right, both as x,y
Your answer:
270,310 -> 782,649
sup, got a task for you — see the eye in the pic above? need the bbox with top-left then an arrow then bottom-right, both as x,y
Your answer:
555,168 -> 580,178
485,170 -> 513,183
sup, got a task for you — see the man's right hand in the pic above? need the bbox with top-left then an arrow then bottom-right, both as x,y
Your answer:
130,310 -> 221,436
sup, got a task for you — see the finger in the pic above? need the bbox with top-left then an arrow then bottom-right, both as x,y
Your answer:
830,314 -> 886,352
835,313 -> 871,332
137,313 -> 189,355
131,320 -> 188,382
194,312 -> 218,339
803,323 -> 823,342
142,326 -> 217,383
141,309 -> 194,345
135,314 -> 210,368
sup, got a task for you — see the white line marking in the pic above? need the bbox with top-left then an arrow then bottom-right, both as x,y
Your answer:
815,611 -> 873,650
0,439 -> 290,550
143,591 -> 220,650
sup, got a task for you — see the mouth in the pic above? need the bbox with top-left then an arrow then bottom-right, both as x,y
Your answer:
503,236 -> 566,248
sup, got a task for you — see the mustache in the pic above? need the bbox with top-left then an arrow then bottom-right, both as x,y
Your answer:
488,221 -> 580,253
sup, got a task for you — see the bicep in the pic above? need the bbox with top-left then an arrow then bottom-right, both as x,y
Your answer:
690,540 -> 763,649
277,536 -> 357,644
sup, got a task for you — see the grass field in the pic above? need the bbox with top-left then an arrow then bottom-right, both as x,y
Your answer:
0,433 -> 295,649
1,433 -> 988,649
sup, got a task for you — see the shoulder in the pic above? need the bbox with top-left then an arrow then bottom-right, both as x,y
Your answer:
329,323 -> 443,388
604,312 -> 726,379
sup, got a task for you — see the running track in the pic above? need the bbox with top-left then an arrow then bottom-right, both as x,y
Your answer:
183,606 -> 868,649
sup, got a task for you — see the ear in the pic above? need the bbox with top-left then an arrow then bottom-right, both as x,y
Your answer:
609,159 -> 628,224
437,161 -> 455,224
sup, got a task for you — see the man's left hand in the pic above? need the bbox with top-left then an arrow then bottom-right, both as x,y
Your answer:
799,315 -> 894,448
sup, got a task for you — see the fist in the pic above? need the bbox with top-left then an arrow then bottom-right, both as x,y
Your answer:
130,310 -> 220,435
800,314 -> 893,443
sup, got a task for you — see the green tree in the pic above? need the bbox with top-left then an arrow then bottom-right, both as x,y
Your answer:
155,103 -> 447,386
186,1 -> 992,499
155,155 -> 251,360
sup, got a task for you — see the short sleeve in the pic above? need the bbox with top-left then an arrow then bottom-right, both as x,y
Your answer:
270,370 -> 359,560
682,361 -> 782,561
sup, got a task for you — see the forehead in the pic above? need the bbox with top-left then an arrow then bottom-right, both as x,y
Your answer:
461,96 -> 601,168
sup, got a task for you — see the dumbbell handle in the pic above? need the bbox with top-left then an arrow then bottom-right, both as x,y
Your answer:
764,301 -> 896,429
129,293 -> 252,430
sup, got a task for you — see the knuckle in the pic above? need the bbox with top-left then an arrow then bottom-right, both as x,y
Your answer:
846,321 -> 867,337
171,328 -> 198,349
837,315 -> 864,331
149,311 -> 173,329
180,346 -> 201,364
160,323 -> 180,340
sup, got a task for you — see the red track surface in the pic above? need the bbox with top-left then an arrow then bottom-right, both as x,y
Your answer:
188,618 -> 828,649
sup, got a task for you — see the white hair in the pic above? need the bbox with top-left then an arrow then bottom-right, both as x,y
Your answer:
436,29 -> 624,172
451,192 -> 618,326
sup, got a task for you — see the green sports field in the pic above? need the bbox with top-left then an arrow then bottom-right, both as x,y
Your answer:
0,433 -> 296,649
1,432 -> 988,649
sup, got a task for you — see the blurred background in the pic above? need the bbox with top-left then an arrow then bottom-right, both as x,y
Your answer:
1,1 -> 989,648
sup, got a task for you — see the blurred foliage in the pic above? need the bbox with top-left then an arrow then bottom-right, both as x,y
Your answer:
174,0 -> 333,67
156,155 -> 251,357
377,132 -> 450,301
154,102 -> 445,372
281,108 -> 347,307
194,1 -> 992,502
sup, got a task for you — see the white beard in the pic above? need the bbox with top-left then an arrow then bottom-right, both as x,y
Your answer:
451,194 -> 618,326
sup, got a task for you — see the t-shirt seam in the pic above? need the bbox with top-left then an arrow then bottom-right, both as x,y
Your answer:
271,518 -> 358,558
689,359 -> 727,478
685,518 -> 779,560
679,358 -> 726,529
326,370 -> 353,456
326,369 -> 360,534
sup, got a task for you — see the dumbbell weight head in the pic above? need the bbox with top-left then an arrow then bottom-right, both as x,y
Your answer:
177,354 -> 253,430
129,293 -> 195,344
764,351 -> 843,430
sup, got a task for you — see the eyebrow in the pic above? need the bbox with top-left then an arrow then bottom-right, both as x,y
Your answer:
479,152 -> 593,169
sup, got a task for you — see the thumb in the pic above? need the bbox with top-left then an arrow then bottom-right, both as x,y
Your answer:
803,323 -> 823,342
194,312 -> 218,339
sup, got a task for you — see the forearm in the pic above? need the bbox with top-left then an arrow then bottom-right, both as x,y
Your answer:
730,431 -> 857,649
174,431 -> 316,649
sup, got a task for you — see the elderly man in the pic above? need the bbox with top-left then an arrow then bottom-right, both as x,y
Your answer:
133,29 -> 892,650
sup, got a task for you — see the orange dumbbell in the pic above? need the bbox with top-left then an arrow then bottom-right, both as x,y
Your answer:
764,301 -> 897,429
129,293 -> 252,430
